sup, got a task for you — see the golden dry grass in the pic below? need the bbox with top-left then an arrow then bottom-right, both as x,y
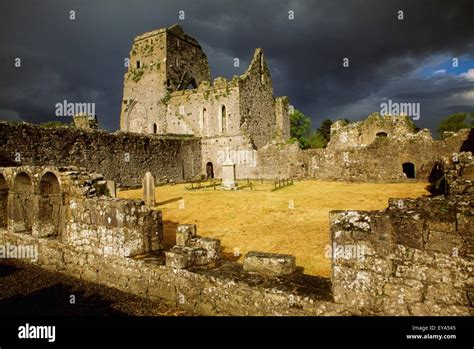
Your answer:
118,180 -> 428,278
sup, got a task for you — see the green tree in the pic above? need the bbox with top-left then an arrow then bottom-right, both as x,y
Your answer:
437,112 -> 473,138
290,109 -> 311,149
308,132 -> 327,148
316,119 -> 333,145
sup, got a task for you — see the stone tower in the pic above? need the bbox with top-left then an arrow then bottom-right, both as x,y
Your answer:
120,24 -> 211,134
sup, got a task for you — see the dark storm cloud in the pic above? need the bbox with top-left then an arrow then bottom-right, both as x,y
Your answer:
0,0 -> 473,132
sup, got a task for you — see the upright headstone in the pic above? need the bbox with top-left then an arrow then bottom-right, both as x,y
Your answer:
221,157 -> 237,190
106,180 -> 117,198
142,172 -> 156,206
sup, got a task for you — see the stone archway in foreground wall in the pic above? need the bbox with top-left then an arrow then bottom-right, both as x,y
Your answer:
12,172 -> 33,233
402,162 -> 416,179
0,173 -> 8,228
37,172 -> 62,238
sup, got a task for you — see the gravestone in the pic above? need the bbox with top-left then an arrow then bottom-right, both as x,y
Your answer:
106,180 -> 117,198
221,157 -> 237,190
142,172 -> 156,206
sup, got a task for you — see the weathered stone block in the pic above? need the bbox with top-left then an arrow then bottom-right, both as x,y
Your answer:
382,297 -> 409,316
176,224 -> 196,246
243,251 -> 295,276
426,230 -> 463,255
383,283 -> 423,302
165,246 -> 195,269
332,267 -> 385,307
190,237 -> 221,264
392,217 -> 426,250
425,284 -> 469,305
409,302 -> 471,316
106,180 -> 116,198
427,221 -> 456,233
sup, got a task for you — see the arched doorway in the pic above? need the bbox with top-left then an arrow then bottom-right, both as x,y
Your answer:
38,172 -> 61,237
402,162 -> 415,179
12,172 -> 33,232
0,174 -> 8,228
206,162 -> 214,179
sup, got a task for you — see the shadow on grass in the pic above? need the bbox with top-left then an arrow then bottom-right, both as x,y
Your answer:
156,197 -> 183,206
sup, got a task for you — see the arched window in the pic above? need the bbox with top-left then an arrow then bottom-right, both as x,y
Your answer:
153,123 -> 157,134
221,105 -> 227,133
38,172 -> 61,238
376,132 -> 388,138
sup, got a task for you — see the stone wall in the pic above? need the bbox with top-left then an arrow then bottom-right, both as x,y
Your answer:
302,126 -> 470,182
329,153 -> 473,315
0,162 -> 472,316
0,122 -> 201,186
0,230 -> 349,316
0,166 -> 162,258
328,114 -> 417,149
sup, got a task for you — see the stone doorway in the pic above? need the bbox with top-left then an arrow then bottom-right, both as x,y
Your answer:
206,162 -> 214,179
402,162 -> 415,179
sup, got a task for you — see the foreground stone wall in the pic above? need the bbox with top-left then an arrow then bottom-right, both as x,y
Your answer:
0,161 -> 472,316
329,153 -> 473,315
0,122 -> 201,186
0,230 -> 348,316
0,166 -> 162,258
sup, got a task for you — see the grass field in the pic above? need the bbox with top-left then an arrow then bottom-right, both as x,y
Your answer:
118,180 -> 428,278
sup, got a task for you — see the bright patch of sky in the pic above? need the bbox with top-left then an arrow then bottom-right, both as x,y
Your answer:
417,57 -> 474,79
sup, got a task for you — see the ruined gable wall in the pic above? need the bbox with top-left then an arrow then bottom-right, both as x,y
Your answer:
239,49 -> 276,149
0,123 -> 201,186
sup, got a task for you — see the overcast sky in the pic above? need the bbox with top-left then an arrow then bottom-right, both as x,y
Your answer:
0,0 -> 473,134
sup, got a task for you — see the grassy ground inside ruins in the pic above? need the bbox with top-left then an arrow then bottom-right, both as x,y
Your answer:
118,180 -> 428,278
